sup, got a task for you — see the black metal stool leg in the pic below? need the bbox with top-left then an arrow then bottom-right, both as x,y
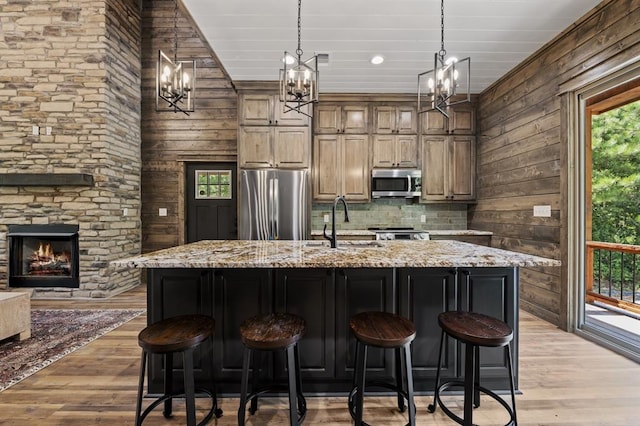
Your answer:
507,344 -> 518,425
135,350 -> 147,426
354,341 -> 367,426
286,345 -> 299,426
463,343 -> 475,426
403,343 -> 416,426
474,345 -> 481,408
250,350 -> 260,415
238,346 -> 252,425
183,348 -> 196,426
293,343 -> 306,418
427,329 -> 445,413
163,352 -> 174,418
395,346 -> 406,413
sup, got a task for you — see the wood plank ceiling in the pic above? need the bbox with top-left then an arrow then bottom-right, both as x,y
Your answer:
182,0 -> 602,94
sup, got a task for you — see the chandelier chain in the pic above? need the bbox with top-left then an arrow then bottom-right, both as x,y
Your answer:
439,0 -> 446,59
296,0 -> 303,57
173,0 -> 179,62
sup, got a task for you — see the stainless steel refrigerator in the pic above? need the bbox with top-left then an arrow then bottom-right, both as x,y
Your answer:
239,169 -> 310,240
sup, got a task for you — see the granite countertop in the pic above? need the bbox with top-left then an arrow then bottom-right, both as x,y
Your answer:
309,229 -> 492,237
110,239 -> 559,269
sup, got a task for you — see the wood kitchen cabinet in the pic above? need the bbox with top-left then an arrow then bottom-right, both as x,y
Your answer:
420,103 -> 475,135
238,126 -> 310,169
313,133 -> 370,202
238,93 -> 311,169
239,93 -> 309,126
373,105 -> 417,134
372,134 -> 418,168
371,104 -> 418,168
421,135 -> 475,201
314,104 -> 369,134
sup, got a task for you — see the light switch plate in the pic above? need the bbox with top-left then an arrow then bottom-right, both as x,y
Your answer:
533,205 -> 551,217
159,208 -> 168,217
323,214 -> 330,223
420,215 -> 426,223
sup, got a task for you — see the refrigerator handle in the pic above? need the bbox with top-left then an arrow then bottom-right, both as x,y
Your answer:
273,177 -> 279,239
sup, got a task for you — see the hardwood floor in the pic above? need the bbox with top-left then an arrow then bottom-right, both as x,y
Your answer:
2,285 -> 640,425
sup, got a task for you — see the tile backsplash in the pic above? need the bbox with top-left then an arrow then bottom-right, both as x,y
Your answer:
311,199 -> 467,230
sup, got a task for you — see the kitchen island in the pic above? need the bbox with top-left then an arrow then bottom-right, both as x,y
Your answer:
111,240 -> 559,395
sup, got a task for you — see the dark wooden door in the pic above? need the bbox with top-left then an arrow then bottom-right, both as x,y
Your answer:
274,268 -> 336,382
186,162 -> 237,242
335,268 -> 396,381
398,268 -> 457,391
146,268 -> 215,394
458,267 -> 518,390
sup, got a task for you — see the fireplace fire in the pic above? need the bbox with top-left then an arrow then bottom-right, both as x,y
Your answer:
7,224 -> 79,288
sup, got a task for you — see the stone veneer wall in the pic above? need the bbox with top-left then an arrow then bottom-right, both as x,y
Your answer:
0,0 -> 142,298
311,200 -> 467,231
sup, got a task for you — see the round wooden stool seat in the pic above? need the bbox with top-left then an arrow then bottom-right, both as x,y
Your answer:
138,314 -> 215,353
135,314 -> 222,426
428,311 -> 517,426
438,311 -> 513,347
238,312 -> 307,425
240,312 -> 306,350
350,311 -> 416,348
349,311 -> 417,425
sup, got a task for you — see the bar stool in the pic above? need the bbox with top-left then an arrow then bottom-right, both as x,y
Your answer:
238,312 -> 307,425
427,311 -> 517,426
348,311 -> 417,426
135,314 -> 222,426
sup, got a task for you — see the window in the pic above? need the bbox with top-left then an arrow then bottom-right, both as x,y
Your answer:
195,170 -> 232,199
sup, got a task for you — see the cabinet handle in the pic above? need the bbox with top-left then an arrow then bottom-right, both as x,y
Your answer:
269,120 -> 272,124
275,120 -> 278,125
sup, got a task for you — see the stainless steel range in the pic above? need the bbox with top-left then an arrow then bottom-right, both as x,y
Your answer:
368,227 -> 430,241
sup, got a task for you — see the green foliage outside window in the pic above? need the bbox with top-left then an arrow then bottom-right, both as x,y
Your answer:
591,100 -> 640,300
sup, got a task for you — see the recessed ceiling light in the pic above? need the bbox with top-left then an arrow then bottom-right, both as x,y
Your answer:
370,55 -> 384,65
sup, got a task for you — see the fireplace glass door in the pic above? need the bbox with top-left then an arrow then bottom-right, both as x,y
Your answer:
7,224 -> 80,288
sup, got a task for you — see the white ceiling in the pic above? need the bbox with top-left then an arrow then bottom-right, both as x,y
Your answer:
182,0 -> 601,94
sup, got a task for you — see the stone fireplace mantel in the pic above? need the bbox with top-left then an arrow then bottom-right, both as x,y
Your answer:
0,174 -> 94,187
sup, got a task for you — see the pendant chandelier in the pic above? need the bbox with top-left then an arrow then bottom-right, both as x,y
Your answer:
279,0 -> 318,117
156,0 -> 196,115
418,0 -> 470,117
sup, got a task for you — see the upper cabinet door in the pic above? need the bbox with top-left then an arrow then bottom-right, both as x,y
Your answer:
238,127 -> 273,168
273,127 -> 310,168
420,109 -> 448,134
373,106 -> 396,134
449,105 -> 475,134
274,100 -> 310,126
396,106 -> 417,134
240,95 -> 272,126
342,105 -> 369,134
315,105 -> 342,133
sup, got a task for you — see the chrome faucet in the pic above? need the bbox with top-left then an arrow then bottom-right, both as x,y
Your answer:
323,195 -> 350,248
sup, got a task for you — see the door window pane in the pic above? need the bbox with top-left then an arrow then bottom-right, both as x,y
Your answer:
195,170 -> 232,199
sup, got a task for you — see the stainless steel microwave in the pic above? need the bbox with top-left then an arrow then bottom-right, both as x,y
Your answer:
371,169 -> 422,198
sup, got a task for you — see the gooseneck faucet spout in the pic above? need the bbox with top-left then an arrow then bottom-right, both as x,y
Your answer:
323,195 -> 350,248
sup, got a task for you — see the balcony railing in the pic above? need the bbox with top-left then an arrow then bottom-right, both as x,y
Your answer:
586,241 -> 640,315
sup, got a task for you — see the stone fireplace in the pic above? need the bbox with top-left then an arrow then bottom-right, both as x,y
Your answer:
0,0 -> 144,298
7,224 -> 80,288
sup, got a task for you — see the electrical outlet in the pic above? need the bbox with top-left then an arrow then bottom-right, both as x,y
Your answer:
123,208 -> 128,216
32,125 -> 39,136
159,208 -> 168,217
45,126 -> 52,136
323,214 -> 330,223
420,215 -> 426,223
533,205 -> 551,217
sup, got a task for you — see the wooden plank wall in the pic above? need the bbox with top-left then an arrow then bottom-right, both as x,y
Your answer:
470,0 -> 640,328
140,0 -> 237,253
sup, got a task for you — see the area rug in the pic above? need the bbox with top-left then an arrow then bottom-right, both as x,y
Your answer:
0,308 -> 144,392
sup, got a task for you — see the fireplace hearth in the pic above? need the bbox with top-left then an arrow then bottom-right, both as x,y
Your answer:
7,224 -> 80,288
